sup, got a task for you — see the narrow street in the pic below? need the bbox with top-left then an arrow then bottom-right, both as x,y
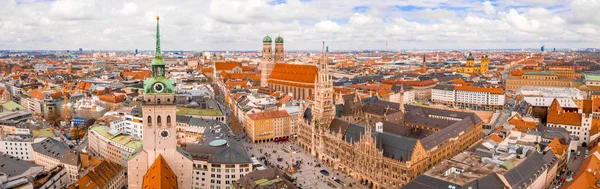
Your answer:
548,147 -> 586,189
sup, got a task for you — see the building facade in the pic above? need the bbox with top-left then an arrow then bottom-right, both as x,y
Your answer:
187,142 -> 252,189
431,85 -> 455,106
87,125 -> 142,167
432,84 -> 505,111
506,71 -> 574,91
32,138 -> 81,183
546,99 -> 592,146
293,43 -> 486,188
245,110 -> 291,143
105,114 -> 144,138
0,134 -> 34,161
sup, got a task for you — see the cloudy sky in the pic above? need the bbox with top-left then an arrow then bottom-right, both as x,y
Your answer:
0,0 -> 599,51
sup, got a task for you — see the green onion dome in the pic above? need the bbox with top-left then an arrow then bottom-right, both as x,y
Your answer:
263,35 -> 272,43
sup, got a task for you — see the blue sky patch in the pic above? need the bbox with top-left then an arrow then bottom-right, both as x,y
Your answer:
352,6 -> 370,13
269,0 -> 287,5
331,18 -> 349,24
392,5 -> 425,12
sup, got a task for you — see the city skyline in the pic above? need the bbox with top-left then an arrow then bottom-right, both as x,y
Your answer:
1,0 -> 599,51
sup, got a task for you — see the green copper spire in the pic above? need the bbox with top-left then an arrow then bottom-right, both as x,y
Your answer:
144,15 -> 175,94
152,15 -> 165,66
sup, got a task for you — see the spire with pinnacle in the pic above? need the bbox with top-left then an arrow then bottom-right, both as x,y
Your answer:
152,15 -> 165,66
319,41 -> 327,70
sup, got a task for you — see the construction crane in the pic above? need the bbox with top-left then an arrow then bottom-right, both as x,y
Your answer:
67,51 -> 72,74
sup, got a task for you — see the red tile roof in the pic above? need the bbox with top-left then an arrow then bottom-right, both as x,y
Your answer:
547,137 -> 566,156
75,82 -> 92,91
121,71 -> 151,80
268,64 -> 318,87
99,94 -> 126,103
508,114 -> 539,133
278,95 -> 292,104
143,155 -> 178,189
215,62 -> 240,71
74,160 -> 123,189
547,98 -> 582,126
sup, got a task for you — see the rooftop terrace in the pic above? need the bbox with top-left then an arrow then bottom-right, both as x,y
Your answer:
90,125 -> 142,150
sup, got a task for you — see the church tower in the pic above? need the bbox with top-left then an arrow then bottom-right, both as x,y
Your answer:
127,16 -> 192,189
260,35 -> 274,87
274,36 -> 284,64
480,55 -> 489,74
313,41 -> 334,129
466,52 -> 475,67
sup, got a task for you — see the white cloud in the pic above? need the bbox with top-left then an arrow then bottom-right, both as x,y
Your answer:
569,0 -> 600,25
49,0 -> 96,20
483,1 -> 495,14
412,9 -> 457,23
500,9 -> 541,32
315,20 -> 340,32
349,13 -> 377,25
103,28 -> 115,34
119,2 -> 139,16
0,0 -> 597,50
577,26 -> 598,35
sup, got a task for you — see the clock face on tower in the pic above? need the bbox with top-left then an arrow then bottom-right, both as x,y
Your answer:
159,129 -> 170,139
153,82 -> 165,93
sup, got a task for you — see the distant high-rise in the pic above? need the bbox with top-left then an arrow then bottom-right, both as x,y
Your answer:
326,46 -> 329,53
553,47 -> 556,52
79,48 -> 83,54
135,49 -> 138,55
541,45 -> 545,52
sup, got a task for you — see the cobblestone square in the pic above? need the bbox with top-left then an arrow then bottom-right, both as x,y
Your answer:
242,138 -> 368,189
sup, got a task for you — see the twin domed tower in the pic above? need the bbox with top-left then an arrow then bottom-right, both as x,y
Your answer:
260,35 -> 285,87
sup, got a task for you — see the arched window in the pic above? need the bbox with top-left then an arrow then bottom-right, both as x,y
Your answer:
167,115 -> 172,126
157,98 -> 161,104
157,116 -> 162,126
147,116 -> 152,126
